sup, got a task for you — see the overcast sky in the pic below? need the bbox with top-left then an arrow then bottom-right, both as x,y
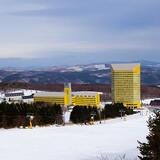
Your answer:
0,0 -> 160,64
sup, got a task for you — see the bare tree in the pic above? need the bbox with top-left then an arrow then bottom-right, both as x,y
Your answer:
97,154 -> 137,160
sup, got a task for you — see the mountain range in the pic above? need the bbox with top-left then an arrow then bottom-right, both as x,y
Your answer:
0,60 -> 159,85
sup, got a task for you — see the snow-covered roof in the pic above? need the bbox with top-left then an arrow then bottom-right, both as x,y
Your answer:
5,92 -> 24,97
34,92 -> 64,97
34,91 -> 102,97
72,91 -> 102,96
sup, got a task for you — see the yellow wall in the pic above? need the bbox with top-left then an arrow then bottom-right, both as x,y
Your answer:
112,64 -> 141,108
64,88 -> 72,106
34,94 -> 101,108
34,96 -> 64,105
34,83 -> 101,108
64,83 -> 72,106
72,93 -> 101,108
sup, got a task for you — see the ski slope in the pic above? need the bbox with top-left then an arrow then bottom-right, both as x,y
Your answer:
0,111 -> 149,160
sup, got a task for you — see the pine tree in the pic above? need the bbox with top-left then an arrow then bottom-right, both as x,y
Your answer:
0,102 -> 63,128
70,106 -> 100,124
138,112 -> 160,160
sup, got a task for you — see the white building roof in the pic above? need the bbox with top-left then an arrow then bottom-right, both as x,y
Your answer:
5,92 -> 24,97
72,91 -> 102,96
34,92 -> 64,97
34,91 -> 102,97
111,63 -> 140,71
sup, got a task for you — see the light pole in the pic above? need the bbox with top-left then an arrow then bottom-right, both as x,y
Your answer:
119,109 -> 125,119
98,107 -> 102,124
90,112 -> 96,125
62,105 -> 67,126
27,115 -> 34,129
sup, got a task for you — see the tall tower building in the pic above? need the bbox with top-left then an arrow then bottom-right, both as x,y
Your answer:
111,63 -> 141,108
64,83 -> 72,107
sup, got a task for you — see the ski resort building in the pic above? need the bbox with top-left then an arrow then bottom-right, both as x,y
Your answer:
34,83 -> 102,108
72,92 -> 101,107
5,92 -> 24,103
34,92 -> 65,105
3,90 -> 36,104
111,63 -> 141,108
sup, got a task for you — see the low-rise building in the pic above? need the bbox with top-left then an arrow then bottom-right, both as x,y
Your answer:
34,84 -> 102,108
3,90 -> 36,104
72,91 -> 101,107
34,92 -> 65,105
22,94 -> 34,104
5,92 -> 24,103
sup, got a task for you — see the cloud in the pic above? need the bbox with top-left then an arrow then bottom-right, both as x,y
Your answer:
0,0 -> 159,63
1,26 -> 160,58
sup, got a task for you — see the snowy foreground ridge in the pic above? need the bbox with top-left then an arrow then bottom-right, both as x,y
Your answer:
0,112 -> 149,160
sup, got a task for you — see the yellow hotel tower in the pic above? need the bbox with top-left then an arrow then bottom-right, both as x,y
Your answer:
111,63 -> 141,108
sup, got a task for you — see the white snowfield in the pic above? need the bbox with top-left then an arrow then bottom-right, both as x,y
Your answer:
0,111 -> 149,160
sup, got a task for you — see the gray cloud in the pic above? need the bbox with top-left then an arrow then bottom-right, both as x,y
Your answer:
0,0 -> 159,63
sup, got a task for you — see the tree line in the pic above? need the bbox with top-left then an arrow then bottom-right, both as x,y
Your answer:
70,103 -> 136,124
0,102 -> 63,129
70,106 -> 100,124
0,102 -> 136,128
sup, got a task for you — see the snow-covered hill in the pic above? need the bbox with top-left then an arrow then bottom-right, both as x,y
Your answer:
59,64 -> 109,72
0,111 -> 149,160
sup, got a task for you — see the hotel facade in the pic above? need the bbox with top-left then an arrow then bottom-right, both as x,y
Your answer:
111,63 -> 141,108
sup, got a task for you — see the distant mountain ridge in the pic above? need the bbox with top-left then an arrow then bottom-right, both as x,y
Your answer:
0,58 -> 159,70
0,61 -> 160,85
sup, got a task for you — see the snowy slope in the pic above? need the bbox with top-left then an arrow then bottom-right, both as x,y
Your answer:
0,112 -> 149,160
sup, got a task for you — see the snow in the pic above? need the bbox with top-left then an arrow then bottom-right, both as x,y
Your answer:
64,111 -> 72,123
0,110 -> 149,160
67,66 -> 83,72
60,64 -> 109,72
94,64 -> 108,70
142,98 -> 160,105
